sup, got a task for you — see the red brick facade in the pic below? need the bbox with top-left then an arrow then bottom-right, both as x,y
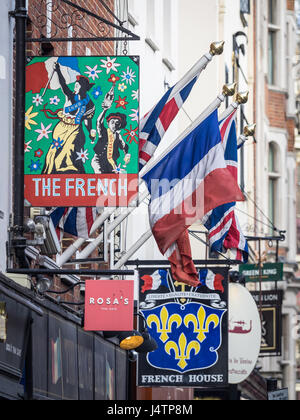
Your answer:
265,84 -> 296,151
287,0 -> 295,12
27,0 -> 115,56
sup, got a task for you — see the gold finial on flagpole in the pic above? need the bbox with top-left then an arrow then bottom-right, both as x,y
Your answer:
235,91 -> 249,104
244,123 -> 256,137
210,41 -> 225,56
222,83 -> 237,97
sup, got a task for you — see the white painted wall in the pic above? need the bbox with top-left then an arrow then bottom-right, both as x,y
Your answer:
0,1 -> 14,272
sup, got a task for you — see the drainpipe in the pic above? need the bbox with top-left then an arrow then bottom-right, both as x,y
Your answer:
10,0 -> 27,267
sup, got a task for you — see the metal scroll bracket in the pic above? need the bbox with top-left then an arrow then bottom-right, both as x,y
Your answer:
24,0 -> 140,44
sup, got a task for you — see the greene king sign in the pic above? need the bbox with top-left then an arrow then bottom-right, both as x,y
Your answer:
239,263 -> 283,283
84,280 -> 134,331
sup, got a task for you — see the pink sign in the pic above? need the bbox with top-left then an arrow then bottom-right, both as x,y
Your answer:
84,280 -> 134,331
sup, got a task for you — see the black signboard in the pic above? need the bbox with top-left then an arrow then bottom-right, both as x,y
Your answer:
32,310 -> 48,399
251,290 -> 283,355
0,293 -> 30,376
78,329 -> 94,400
138,267 -> 229,388
0,292 -> 30,399
48,313 -> 79,400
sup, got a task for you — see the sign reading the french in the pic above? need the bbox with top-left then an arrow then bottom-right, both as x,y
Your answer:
25,56 -> 139,207
138,267 -> 228,387
84,280 -> 134,332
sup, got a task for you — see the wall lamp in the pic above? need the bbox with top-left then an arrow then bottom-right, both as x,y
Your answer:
103,313 -> 158,354
229,271 -> 246,286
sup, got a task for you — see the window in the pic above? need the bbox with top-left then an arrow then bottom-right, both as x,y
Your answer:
267,0 -> 280,85
268,142 -> 280,231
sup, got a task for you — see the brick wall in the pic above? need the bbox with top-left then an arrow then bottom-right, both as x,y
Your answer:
287,0 -> 295,11
265,83 -> 296,151
27,0 -> 115,56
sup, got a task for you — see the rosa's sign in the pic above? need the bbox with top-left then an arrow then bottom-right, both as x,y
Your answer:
84,280 -> 134,331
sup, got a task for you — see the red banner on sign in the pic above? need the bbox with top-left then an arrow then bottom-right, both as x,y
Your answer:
84,280 -> 134,332
24,174 -> 138,207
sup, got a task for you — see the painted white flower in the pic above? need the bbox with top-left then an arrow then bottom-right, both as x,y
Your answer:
32,94 -> 44,107
76,149 -> 89,164
49,95 -> 60,105
100,57 -> 121,74
129,108 -> 139,122
121,66 -> 136,86
35,122 -> 52,142
131,89 -> 139,101
118,83 -> 127,93
113,163 -> 126,174
84,65 -> 102,81
24,140 -> 32,153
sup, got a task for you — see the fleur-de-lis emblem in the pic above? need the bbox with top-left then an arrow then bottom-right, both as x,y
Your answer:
184,306 -> 220,343
165,333 -> 200,370
147,306 -> 182,343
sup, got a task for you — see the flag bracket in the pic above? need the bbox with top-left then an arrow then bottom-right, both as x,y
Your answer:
25,0 -> 140,44
123,259 -> 243,268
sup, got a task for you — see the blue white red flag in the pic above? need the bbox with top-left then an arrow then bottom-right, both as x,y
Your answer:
26,57 -> 80,94
140,270 -> 169,293
203,111 -> 249,262
198,269 -> 225,293
139,64 -> 204,170
142,110 -> 244,286
50,207 -> 97,239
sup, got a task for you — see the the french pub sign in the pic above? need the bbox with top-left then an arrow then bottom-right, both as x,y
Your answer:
24,56 -> 139,207
138,267 -> 229,388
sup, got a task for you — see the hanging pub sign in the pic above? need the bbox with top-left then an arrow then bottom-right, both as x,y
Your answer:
239,263 -> 283,283
137,267 -> 229,388
228,283 -> 261,385
251,290 -> 283,355
24,56 -> 139,207
84,280 -> 134,332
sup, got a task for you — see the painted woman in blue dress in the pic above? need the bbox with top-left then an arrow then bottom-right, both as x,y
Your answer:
42,62 -> 96,174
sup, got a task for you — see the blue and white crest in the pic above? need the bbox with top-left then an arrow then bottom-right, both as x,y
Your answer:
141,302 -> 226,373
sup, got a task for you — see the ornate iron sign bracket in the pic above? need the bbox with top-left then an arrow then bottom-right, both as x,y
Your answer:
26,0 -> 140,43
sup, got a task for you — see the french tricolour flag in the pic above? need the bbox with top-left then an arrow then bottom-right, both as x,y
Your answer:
142,110 -> 244,287
198,269 -> 225,293
203,111 -> 249,262
50,207 -> 97,240
26,57 -> 81,94
140,270 -> 169,293
139,59 -> 208,170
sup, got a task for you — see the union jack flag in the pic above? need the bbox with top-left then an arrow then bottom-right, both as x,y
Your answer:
50,207 -> 97,240
203,111 -> 249,262
139,63 -> 205,170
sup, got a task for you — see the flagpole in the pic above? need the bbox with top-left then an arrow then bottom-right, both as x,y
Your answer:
237,123 -> 256,148
113,230 -> 153,270
76,190 -> 149,260
159,41 -> 226,99
41,58 -> 58,98
218,91 -> 249,121
139,83 -> 237,179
